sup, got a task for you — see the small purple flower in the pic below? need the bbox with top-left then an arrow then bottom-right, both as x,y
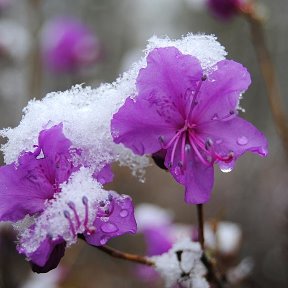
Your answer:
0,123 -> 77,222
41,17 -> 101,73
0,124 -> 137,272
207,0 -> 243,20
111,47 -> 268,204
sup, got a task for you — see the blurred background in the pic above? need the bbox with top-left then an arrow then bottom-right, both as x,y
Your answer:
0,0 -> 287,287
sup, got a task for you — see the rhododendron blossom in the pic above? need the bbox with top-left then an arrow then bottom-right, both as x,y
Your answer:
0,124 -> 137,272
41,17 -> 101,73
111,47 -> 268,204
207,0 -> 243,20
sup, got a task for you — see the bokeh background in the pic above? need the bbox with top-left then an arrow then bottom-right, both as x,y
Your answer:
0,0 -> 287,287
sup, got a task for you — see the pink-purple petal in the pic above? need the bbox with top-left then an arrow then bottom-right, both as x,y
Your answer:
93,164 -> 114,185
193,60 -> 251,123
112,97 -> 177,155
0,123 -> 78,221
137,47 -> 203,122
183,155 -> 214,204
28,238 -> 66,273
198,116 -> 268,169
84,194 -> 137,246
164,144 -> 214,204
0,154 -> 55,221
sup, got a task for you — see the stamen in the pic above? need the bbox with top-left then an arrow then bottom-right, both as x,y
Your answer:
214,151 -> 234,163
205,138 -> 213,150
158,136 -> 165,146
180,133 -> 187,167
189,135 -> 211,166
68,201 -> 81,228
85,226 -> 96,236
201,75 -> 207,81
64,210 -> 76,237
187,77 -> 205,120
170,133 -> 181,167
185,144 -> 191,154
99,200 -> 105,207
82,196 -> 89,228
82,196 -> 96,236
162,128 -> 185,149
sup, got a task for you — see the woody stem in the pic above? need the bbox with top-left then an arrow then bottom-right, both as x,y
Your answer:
197,204 -> 205,249
97,245 -> 154,266
241,4 -> 288,159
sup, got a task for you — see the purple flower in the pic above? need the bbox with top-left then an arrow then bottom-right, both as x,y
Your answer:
41,17 -> 101,73
207,0 -> 243,20
111,47 -> 268,204
0,123 -> 77,222
0,124 -> 137,272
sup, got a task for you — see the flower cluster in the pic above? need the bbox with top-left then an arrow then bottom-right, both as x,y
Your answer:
0,33 -> 267,279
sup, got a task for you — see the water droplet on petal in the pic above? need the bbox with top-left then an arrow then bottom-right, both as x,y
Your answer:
101,222 -> 119,233
212,113 -> 219,120
100,235 -> 108,245
120,209 -> 129,218
220,166 -> 232,173
100,216 -> 109,222
174,166 -> 182,176
216,139 -> 223,145
237,136 -> 248,146
185,144 -> 191,153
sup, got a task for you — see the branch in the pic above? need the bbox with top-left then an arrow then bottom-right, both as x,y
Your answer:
197,204 -> 205,249
201,253 -> 227,288
241,3 -> 288,158
94,244 -> 154,266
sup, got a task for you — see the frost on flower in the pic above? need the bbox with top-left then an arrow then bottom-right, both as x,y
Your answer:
0,85 -> 149,177
0,125 -> 137,273
151,238 -> 209,288
111,34 -> 268,204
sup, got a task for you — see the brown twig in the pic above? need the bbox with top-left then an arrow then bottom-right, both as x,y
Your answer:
94,244 -> 154,266
197,204 -> 205,249
241,2 -> 288,158
28,0 -> 43,100
201,253 -> 227,288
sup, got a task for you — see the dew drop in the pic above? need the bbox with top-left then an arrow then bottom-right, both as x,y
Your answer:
100,235 -> 108,245
120,209 -> 129,218
185,144 -> 191,153
212,113 -> 219,120
237,136 -> 248,146
100,216 -> 109,222
174,166 -> 182,176
101,222 -> 119,233
220,166 -> 232,173
216,139 -> 223,145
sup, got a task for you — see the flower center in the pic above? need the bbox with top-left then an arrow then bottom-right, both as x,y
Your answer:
63,196 -> 96,237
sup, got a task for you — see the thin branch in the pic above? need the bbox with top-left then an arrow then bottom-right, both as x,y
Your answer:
28,0 -> 43,100
95,244 -> 154,266
197,204 -> 205,249
241,3 -> 288,158
201,253 -> 227,288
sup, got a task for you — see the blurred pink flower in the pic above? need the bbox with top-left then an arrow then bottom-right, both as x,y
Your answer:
41,17 -> 101,73
207,0 -> 243,20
